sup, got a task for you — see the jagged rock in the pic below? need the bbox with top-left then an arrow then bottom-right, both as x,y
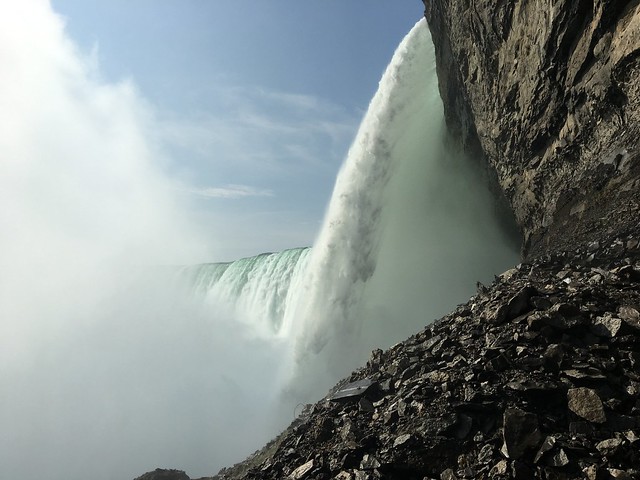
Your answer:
549,449 -> 569,468
288,460 -> 314,480
358,397 -> 374,413
423,334 -> 444,351
359,454 -> 381,470
501,408 -> 542,459
425,370 -> 450,383
392,433 -> 413,448
334,472 -> 352,480
623,430 -> 639,444
489,286 -> 537,325
440,468 -> 457,480
608,469 -> 634,480
507,378 -> 560,394
340,419 -> 359,443
533,436 -> 556,464
490,460 -> 508,476
592,314 -> 623,337
596,438 -> 624,456
619,306 -> 640,330
563,368 -> 606,381
567,388 -> 607,423
331,379 -> 376,402
584,465 -> 600,480
542,344 -> 564,371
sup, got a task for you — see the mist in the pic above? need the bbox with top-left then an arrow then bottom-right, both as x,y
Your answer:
0,1 -> 281,478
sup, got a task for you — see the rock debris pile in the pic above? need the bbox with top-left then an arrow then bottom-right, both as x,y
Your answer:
209,234 -> 640,480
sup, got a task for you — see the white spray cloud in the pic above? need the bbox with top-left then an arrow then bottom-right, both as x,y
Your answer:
0,1 -> 288,478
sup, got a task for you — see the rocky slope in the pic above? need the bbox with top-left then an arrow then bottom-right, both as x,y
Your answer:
424,0 -> 640,257
134,3 -> 640,479
145,232 -> 640,480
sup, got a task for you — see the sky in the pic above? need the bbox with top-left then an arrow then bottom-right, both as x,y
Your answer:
50,0 -> 424,261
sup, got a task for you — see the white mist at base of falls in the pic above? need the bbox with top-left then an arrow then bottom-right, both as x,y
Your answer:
0,15 -> 520,480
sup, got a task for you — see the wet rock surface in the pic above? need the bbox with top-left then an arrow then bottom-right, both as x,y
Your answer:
199,234 -> 640,480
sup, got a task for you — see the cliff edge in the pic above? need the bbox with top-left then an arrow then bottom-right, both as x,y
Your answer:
424,0 -> 640,257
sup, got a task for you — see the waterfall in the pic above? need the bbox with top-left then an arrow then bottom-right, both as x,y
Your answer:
185,247 -> 310,336
193,18 -> 519,401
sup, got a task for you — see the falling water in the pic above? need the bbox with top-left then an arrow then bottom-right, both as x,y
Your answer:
193,18 -> 520,402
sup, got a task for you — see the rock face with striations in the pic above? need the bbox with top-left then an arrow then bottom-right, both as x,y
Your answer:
424,0 -> 640,256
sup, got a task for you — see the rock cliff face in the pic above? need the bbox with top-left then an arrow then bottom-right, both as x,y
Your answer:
424,0 -> 640,257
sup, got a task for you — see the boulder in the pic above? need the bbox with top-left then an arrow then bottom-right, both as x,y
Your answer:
567,388 -> 606,423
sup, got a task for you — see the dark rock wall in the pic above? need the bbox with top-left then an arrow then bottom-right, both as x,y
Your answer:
424,0 -> 640,257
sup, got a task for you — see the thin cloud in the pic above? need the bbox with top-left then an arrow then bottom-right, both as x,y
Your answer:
157,83 -> 359,178
228,85 -> 335,114
188,184 -> 274,199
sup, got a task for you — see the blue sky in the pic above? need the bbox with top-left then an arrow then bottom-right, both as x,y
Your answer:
48,1 -> 423,260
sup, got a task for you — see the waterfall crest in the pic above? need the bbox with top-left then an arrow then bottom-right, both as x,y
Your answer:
186,247 -> 310,335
